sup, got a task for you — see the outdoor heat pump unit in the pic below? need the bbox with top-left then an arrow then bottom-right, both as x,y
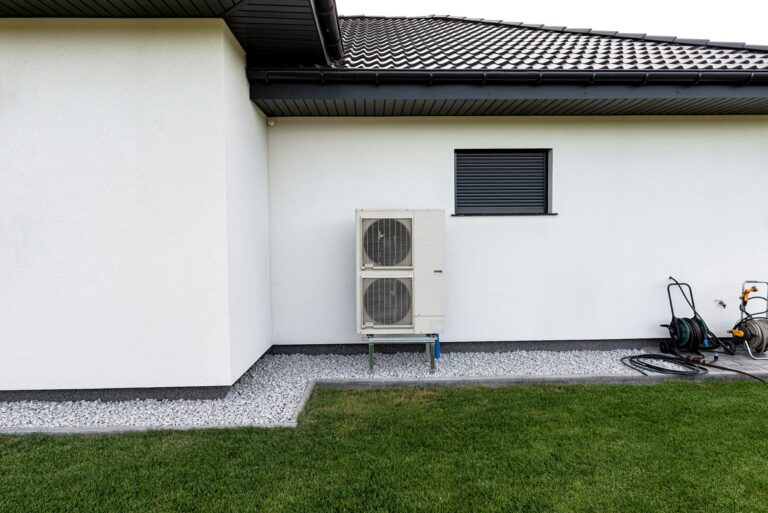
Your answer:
356,209 -> 445,335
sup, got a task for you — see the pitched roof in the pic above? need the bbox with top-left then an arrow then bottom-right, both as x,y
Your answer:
338,16 -> 768,72
250,14 -> 768,117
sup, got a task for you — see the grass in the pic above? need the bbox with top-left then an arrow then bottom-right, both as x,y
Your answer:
2,382 -> 768,513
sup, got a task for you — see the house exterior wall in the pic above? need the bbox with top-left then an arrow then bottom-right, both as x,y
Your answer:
0,19 -> 271,390
222,29 -> 273,382
268,116 -> 768,345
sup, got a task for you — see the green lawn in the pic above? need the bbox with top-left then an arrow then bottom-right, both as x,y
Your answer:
2,382 -> 768,512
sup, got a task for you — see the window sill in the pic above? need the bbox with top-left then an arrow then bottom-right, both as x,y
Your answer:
452,213 -> 559,217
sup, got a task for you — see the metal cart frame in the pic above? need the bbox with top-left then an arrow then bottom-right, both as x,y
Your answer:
738,280 -> 768,360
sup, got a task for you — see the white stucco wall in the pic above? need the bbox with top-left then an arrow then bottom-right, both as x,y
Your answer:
3,17 -> 767,391
268,116 -> 768,345
222,30 -> 273,382
0,19 -> 271,390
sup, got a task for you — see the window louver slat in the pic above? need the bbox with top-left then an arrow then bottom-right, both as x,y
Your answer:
455,150 -> 549,215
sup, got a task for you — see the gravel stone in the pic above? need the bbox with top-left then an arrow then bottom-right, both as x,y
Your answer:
0,349 -> 643,429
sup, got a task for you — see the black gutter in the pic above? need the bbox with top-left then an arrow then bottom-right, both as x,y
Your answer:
247,69 -> 768,86
251,82 -> 768,104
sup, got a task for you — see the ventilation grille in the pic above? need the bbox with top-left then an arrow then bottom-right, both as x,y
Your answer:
455,150 -> 548,214
362,277 -> 413,326
361,218 -> 412,267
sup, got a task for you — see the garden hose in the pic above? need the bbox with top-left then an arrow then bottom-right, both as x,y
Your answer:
621,354 -> 707,377
730,318 -> 768,354
663,316 -> 719,353
662,277 -> 736,355
729,284 -> 768,356
700,358 -> 768,383
621,353 -> 768,383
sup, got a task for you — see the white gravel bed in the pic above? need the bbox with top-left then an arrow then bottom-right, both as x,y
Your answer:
0,349 -> 643,430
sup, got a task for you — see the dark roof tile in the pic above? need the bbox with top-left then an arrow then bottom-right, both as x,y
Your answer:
337,16 -> 768,72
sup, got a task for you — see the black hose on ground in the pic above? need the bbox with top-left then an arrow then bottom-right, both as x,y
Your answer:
696,359 -> 768,383
621,354 -> 707,377
621,353 -> 768,383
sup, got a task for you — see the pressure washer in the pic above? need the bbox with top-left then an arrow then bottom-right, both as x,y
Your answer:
728,281 -> 768,360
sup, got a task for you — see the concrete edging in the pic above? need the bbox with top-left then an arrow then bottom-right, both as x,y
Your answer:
314,371 -> 768,389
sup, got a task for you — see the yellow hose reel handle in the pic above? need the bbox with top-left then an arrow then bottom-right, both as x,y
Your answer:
728,329 -> 745,338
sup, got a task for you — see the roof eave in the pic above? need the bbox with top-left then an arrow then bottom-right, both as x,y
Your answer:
248,70 -> 768,116
247,69 -> 768,86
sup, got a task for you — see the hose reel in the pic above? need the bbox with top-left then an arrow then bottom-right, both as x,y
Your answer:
660,277 -> 735,355
665,316 -> 710,354
622,278 -> 766,381
732,319 -> 768,353
729,281 -> 768,359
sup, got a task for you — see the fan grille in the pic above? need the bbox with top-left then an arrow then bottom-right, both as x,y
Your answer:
362,218 -> 412,267
362,277 -> 412,326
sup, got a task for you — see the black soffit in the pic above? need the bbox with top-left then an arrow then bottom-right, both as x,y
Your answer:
247,71 -> 768,116
0,0 -> 342,66
252,96 -> 768,117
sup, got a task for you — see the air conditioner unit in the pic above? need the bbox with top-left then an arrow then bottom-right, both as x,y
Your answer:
356,209 -> 444,335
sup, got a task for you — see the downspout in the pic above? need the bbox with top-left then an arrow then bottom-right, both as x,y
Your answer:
313,0 -> 344,62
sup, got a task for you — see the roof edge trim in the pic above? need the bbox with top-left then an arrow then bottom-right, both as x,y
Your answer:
247,69 -> 768,86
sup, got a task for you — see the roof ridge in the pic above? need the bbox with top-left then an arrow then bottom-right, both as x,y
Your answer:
338,14 -> 768,53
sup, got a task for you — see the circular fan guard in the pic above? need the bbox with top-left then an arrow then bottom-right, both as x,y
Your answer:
363,219 -> 411,266
363,278 -> 412,325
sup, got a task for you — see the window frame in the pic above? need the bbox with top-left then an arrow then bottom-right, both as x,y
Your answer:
453,148 -> 555,216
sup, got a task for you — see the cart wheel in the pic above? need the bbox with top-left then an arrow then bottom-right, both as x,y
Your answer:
721,338 -> 737,355
659,340 -> 670,353
667,318 -> 681,347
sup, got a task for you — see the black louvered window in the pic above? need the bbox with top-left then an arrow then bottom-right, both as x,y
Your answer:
455,150 -> 551,215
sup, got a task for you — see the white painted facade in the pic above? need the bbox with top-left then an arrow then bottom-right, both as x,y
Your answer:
0,20 -> 271,390
222,28 -> 273,384
268,117 -> 768,345
2,20 -> 768,391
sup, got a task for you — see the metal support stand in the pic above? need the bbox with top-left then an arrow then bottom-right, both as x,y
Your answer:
739,280 -> 768,360
744,342 -> 768,360
365,335 -> 438,374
